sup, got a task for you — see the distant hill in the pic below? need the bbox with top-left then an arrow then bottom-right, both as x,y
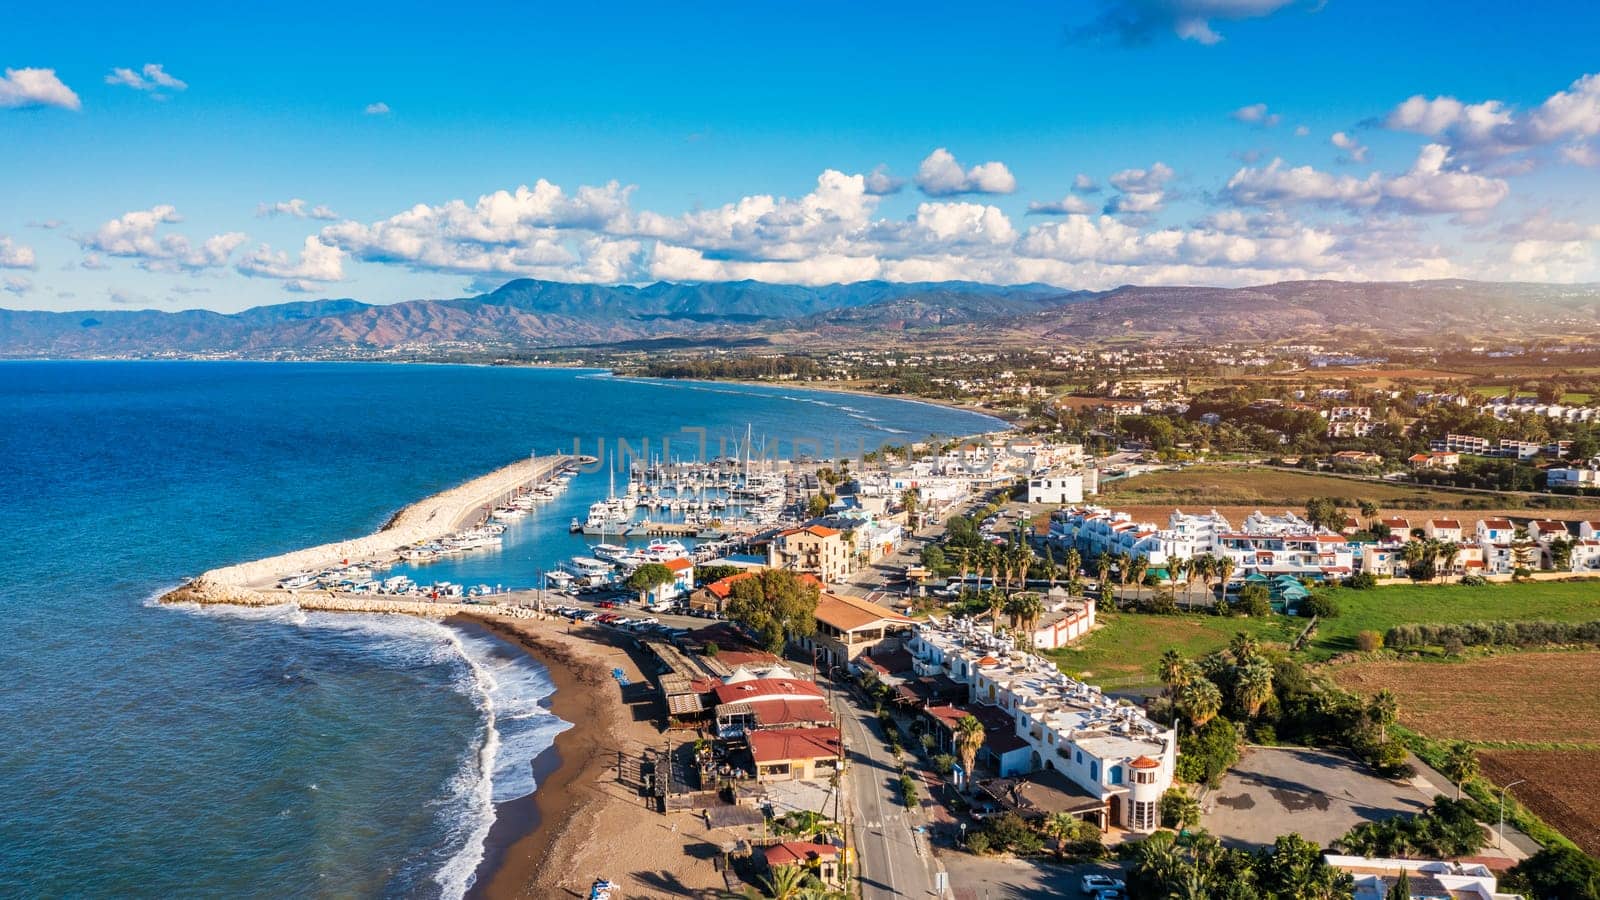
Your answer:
2,278 -> 1598,357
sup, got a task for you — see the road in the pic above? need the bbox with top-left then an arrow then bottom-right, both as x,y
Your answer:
830,674 -> 945,899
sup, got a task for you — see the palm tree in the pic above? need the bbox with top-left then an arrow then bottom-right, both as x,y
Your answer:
1236,660 -> 1274,718
1366,688 -> 1399,746
1229,631 -> 1261,663
1095,552 -> 1113,593
1012,543 -> 1035,593
956,547 -> 971,594
985,589 -> 1006,626
1042,811 -> 1078,859
1130,556 -> 1149,607
1115,552 -> 1134,605
760,863 -> 812,900
1013,592 -> 1044,650
1166,556 -> 1187,609
1064,547 -> 1083,595
1214,556 -> 1235,603
1441,741 -> 1479,800
1182,557 -> 1202,608
1043,546 -> 1059,588
1159,649 -> 1190,698
1177,677 -> 1223,728
954,714 -> 985,791
1440,541 -> 1461,580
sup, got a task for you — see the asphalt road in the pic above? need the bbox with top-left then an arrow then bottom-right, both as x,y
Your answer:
831,675 -> 945,899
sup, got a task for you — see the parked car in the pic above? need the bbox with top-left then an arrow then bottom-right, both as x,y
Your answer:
1081,874 -> 1125,894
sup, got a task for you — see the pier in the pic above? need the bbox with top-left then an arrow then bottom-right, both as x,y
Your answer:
166,454 -> 593,607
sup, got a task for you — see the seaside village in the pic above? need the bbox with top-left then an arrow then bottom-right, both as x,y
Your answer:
337,434 -> 1575,900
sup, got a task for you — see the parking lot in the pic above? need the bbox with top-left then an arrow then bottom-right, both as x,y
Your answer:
1203,746 -> 1432,848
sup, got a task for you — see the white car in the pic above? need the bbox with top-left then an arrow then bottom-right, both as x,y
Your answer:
1081,874 -> 1125,894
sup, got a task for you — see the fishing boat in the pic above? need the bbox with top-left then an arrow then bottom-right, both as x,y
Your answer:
642,539 -> 688,561
399,546 -> 437,562
589,543 -> 631,563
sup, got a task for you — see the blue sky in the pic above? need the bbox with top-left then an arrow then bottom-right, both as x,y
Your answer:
5,0 -> 1600,311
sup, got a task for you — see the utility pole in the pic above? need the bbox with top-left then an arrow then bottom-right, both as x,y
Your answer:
1498,779 -> 1526,849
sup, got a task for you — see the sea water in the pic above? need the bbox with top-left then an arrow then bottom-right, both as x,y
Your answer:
0,361 -> 1001,898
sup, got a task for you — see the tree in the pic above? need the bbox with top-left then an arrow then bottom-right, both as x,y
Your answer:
1007,592 -> 1045,649
1366,689 -> 1399,747
1159,649 -> 1190,698
954,715 -> 985,791
1440,741 -> 1479,801
1214,556 -> 1236,600
1235,660 -> 1275,719
1257,834 -> 1353,900
725,569 -> 822,654
625,562 -> 677,605
1229,631 -> 1261,663
1159,788 -> 1202,830
806,493 -> 831,518
901,486 -> 920,528
1508,846 -> 1600,900
1387,869 -> 1411,900
1042,811 -> 1077,860
758,862 -> 812,900
1042,545 -> 1059,588
1305,497 -> 1345,532
1064,547 -> 1083,595
1178,677 -> 1223,728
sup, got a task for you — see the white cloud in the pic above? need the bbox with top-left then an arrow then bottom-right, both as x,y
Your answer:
1330,131 -> 1369,163
256,198 -> 339,220
914,148 -> 1017,196
1068,0 -> 1303,45
1028,195 -> 1097,215
1225,145 -> 1506,214
1073,173 -> 1101,193
1104,162 -> 1174,215
862,164 -> 905,195
1385,72 -> 1600,163
237,236 -> 346,283
0,236 -> 37,269
3,275 -> 31,296
364,102 -> 391,115
1496,210 -> 1600,242
0,68 -> 80,110
105,64 -> 187,94
1382,144 -> 1508,214
1232,103 -> 1281,127
79,205 -> 247,272
1294,125 -> 1310,137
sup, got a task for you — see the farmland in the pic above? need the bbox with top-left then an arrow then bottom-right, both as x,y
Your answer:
1479,750 -> 1600,856
1329,651 -> 1600,744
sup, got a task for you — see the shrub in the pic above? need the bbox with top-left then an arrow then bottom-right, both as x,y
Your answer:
1175,718 -> 1241,785
1458,574 -> 1489,587
965,831 -> 992,855
1140,590 -> 1180,615
932,753 -> 956,776
1345,571 -> 1379,590
1301,592 -> 1340,618
1159,788 -> 1201,829
1233,589 -> 1273,618
898,771 -> 919,808
1355,630 -> 1383,652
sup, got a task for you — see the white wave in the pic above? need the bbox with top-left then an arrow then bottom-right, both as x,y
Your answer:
155,601 -> 569,900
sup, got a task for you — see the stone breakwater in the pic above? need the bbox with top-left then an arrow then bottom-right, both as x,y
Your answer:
164,454 -> 591,607
162,584 -> 553,619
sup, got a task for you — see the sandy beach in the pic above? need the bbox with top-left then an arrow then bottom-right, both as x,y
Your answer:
464,614 -> 729,900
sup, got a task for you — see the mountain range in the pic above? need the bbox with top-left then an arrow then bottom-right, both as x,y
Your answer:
4,279 -> 1600,357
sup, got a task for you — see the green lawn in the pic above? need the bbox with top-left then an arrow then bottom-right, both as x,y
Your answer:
1305,581 -> 1600,659
1042,608 -> 1300,685
1047,580 -> 1600,686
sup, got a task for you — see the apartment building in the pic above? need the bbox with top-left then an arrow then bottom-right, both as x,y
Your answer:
907,619 -> 1176,833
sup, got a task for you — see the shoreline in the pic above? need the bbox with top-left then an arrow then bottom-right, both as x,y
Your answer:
604,371 -> 1018,433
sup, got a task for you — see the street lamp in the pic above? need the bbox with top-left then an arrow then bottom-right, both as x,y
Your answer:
1498,779 -> 1526,849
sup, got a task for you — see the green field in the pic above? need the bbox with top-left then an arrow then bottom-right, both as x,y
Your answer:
1047,580 -> 1600,685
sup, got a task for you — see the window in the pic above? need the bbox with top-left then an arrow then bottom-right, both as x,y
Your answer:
1132,799 -> 1157,831
1135,769 -> 1157,785
1110,766 -> 1122,785
1089,761 -> 1099,781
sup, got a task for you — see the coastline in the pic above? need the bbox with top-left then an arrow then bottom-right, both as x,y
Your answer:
461,614 -> 728,900
605,371 -> 1018,432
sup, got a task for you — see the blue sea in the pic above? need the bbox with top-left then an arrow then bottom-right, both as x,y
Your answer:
0,361 -> 1002,898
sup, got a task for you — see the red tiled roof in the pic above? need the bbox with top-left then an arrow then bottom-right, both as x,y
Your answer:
1429,519 -> 1461,529
1130,755 -> 1161,769
748,727 -> 841,763
764,841 -> 840,867
742,698 -> 835,728
779,524 -> 840,538
664,557 -> 693,572
1481,518 -> 1514,529
705,571 -> 819,599
712,678 -> 824,706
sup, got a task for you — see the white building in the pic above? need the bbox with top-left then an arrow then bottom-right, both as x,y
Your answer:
1026,594 -> 1097,650
907,618 -> 1176,832
1026,469 -> 1086,505
1323,856 -> 1523,900
1050,505 -> 1353,582
1547,462 -> 1600,489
